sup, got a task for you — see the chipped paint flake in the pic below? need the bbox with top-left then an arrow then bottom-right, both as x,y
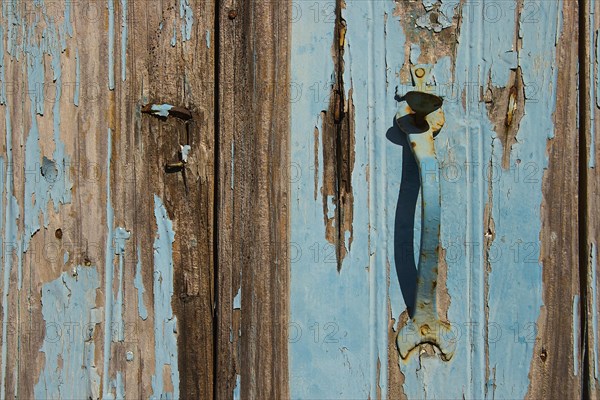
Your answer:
150,104 -> 174,118
233,287 -> 241,310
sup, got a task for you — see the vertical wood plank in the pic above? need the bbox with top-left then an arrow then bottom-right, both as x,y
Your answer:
583,0 -> 600,396
526,1 -> 582,398
290,0 -> 577,398
0,0 -> 216,398
217,0 -> 290,398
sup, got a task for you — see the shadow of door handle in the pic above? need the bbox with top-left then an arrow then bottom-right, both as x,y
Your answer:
395,65 -> 455,361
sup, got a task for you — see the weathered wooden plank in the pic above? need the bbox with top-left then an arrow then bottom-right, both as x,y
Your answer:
583,0 -> 600,396
0,0 -> 216,398
217,0 -> 290,398
526,1 -> 582,398
290,0 -> 575,397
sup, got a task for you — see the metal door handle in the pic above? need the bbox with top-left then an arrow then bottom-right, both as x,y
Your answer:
395,65 -> 455,361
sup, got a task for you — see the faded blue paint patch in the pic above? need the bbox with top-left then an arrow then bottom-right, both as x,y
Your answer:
134,245 -> 149,320
108,0 -> 115,89
151,195 -> 179,400
33,266 -> 101,400
171,24 -> 177,47
121,0 -> 128,82
233,374 -> 241,400
573,295 -> 580,376
64,250 -> 69,266
179,0 -> 193,42
205,29 -> 210,48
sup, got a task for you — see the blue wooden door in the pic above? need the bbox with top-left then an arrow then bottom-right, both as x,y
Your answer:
289,0 -> 592,397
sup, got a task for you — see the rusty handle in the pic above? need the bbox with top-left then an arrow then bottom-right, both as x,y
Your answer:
395,68 -> 456,361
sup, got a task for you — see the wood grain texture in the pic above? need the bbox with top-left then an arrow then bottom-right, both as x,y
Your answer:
526,2 -> 582,398
583,0 -> 600,396
1,0 -> 216,398
216,0 -> 290,398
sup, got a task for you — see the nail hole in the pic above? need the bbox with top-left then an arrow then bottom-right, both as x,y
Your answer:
55,228 -> 63,239
228,10 -> 237,19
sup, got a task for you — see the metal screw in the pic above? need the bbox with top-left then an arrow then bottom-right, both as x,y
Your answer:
228,9 -> 237,19
415,68 -> 426,78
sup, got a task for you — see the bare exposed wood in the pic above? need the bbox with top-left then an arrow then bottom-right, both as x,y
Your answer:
216,0 -> 290,398
583,0 -> 600,396
526,2 -> 582,398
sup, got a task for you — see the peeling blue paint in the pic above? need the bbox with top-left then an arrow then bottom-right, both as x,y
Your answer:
292,0 -> 559,398
33,266 -> 101,400
171,25 -> 177,47
206,29 -> 210,48
151,195 -> 179,400
23,13 -> 73,251
108,0 -> 115,89
121,0 -> 128,82
102,128 -> 116,398
179,0 -> 193,42
134,245 -> 149,320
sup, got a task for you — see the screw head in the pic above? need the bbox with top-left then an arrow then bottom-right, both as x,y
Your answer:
228,9 -> 237,19
415,68 -> 426,78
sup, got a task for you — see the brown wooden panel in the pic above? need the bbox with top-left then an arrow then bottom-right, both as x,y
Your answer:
583,0 -> 600,396
526,2 -> 582,398
216,0 -> 291,398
